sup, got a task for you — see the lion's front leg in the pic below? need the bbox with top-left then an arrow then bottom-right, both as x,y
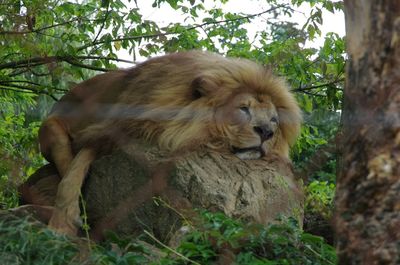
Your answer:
48,148 -> 95,236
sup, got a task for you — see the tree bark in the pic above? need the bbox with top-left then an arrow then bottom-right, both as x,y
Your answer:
336,1 -> 400,264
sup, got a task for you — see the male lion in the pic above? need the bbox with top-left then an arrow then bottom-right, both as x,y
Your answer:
39,51 -> 302,235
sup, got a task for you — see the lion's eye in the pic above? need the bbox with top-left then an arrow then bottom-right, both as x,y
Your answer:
239,106 -> 250,115
270,116 -> 278,123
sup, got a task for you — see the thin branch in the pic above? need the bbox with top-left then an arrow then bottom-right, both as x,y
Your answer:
9,68 -> 30,77
78,33 -> 169,51
199,25 -> 214,46
189,5 -> 291,29
75,56 -> 135,64
92,5 -> 110,45
0,56 -> 59,70
0,80 -> 68,92
27,69 -> 51,77
304,244 -> 335,265
10,67 -> 52,77
0,18 -> 82,35
0,9 -> 100,36
301,91 -> 325,97
0,55 -> 130,71
63,58 -> 109,72
0,85 -> 58,101
293,78 -> 345,93
143,230 -> 201,265
0,80 -> 41,86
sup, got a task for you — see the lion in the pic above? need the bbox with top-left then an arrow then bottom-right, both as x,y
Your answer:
37,50 -> 302,235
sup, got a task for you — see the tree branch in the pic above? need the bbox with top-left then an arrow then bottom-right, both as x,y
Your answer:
0,55 -> 132,71
0,80 -> 68,92
292,78 -> 345,93
0,85 -> 58,101
0,11 -> 100,36
1,80 -> 40,86
0,18 -> 83,35
92,6 -> 110,45
0,56 -> 59,70
76,56 -> 135,64
63,58 -> 109,72
192,5 -> 292,29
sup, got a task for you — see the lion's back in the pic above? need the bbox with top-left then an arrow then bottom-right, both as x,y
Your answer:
43,52 -> 207,138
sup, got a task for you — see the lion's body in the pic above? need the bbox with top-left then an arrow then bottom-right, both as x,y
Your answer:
41,51 -> 300,160
37,51 -> 302,235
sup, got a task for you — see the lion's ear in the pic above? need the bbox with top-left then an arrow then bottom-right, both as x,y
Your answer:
190,76 -> 218,100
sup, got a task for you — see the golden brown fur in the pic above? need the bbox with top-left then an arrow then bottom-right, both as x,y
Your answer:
39,51 -> 302,235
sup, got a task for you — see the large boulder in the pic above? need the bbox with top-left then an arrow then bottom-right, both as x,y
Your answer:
83,142 -> 304,242
21,142 -> 304,243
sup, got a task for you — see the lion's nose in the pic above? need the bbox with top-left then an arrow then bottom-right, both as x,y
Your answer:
253,125 -> 274,141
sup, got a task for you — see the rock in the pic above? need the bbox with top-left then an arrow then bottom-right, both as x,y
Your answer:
21,142 -> 304,243
82,143 -> 304,242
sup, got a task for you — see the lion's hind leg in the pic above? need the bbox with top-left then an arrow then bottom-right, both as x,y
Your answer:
48,148 -> 95,236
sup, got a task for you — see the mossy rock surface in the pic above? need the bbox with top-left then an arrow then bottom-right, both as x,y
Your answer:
82,144 -> 304,242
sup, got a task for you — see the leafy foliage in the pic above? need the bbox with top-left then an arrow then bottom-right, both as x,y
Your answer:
0,1 -> 344,169
0,212 -> 155,264
156,211 -> 336,264
0,210 -> 336,265
0,215 -> 80,264
0,92 -> 45,209
0,0 -> 345,261
305,180 -> 335,219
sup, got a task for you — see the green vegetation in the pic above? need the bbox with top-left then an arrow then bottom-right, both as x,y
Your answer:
158,211 -> 336,264
0,0 -> 344,263
0,210 -> 336,264
0,216 -> 80,264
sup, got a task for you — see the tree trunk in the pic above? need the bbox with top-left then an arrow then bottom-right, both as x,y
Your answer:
336,1 -> 400,264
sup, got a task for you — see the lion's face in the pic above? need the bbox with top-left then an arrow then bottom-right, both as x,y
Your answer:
214,93 -> 279,160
